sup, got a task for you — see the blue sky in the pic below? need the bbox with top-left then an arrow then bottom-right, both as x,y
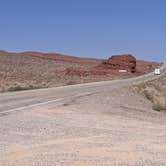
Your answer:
0,0 -> 165,62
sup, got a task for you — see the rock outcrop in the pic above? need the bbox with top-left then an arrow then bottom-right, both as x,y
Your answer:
101,54 -> 136,73
0,50 -> 8,54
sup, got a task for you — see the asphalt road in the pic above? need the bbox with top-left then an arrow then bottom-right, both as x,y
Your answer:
0,64 -> 166,115
1,64 -> 166,166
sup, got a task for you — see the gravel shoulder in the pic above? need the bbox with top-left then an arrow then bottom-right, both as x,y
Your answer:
0,81 -> 166,166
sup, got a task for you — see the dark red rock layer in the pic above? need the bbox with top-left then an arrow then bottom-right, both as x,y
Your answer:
98,54 -> 137,73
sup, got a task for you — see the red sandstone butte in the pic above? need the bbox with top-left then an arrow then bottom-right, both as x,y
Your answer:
98,54 -> 137,73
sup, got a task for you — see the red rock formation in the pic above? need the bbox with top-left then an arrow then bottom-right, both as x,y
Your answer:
99,54 -> 136,73
0,50 -> 8,54
21,52 -> 101,64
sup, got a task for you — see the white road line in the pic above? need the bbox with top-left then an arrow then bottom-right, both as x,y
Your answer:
0,98 -> 64,115
0,91 -> 96,115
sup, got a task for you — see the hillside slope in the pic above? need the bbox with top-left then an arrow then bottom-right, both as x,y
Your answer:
0,51 -> 159,92
137,73 -> 166,112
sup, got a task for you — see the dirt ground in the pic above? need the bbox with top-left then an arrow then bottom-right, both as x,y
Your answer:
0,80 -> 166,166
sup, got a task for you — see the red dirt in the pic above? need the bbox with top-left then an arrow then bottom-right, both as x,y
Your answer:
136,60 -> 159,73
64,68 -> 110,77
0,50 -> 8,54
21,52 -> 159,76
21,51 -> 102,64
0,51 -> 160,92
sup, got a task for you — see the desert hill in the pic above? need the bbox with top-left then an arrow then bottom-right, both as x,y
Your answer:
21,51 -> 102,64
0,50 -> 8,54
0,51 -> 160,92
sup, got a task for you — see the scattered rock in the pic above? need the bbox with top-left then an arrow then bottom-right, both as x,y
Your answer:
64,67 -> 109,77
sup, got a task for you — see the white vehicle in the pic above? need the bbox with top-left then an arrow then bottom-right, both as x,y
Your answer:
154,68 -> 161,75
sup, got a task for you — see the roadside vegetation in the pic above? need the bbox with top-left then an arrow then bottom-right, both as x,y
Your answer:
0,84 -> 46,93
137,74 -> 166,112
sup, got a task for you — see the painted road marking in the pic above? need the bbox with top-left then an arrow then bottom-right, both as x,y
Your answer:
0,91 -> 96,115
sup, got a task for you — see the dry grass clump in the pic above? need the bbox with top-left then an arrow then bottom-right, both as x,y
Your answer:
0,83 -> 46,92
7,85 -> 41,92
152,96 -> 166,112
138,74 -> 166,112
143,87 -> 166,112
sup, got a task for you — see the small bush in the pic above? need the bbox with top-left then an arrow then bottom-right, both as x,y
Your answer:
142,87 -> 166,112
143,87 -> 157,101
65,80 -> 76,86
8,86 -> 30,91
152,96 -> 166,112
7,85 -> 42,92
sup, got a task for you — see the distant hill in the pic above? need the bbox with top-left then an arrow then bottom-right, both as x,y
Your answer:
0,50 -> 8,54
0,50 -> 160,92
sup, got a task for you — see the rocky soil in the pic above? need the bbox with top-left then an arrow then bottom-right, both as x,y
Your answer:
0,51 -> 160,92
0,75 -> 166,166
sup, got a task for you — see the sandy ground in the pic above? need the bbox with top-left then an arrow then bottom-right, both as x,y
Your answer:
0,85 -> 166,166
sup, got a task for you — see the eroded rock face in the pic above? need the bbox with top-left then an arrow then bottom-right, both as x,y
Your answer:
103,54 -> 136,73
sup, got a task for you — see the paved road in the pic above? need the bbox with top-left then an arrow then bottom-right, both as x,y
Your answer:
1,64 -> 166,166
0,64 -> 166,115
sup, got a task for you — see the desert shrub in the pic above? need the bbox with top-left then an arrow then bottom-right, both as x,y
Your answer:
8,86 -> 29,91
7,85 -> 42,92
137,74 -> 166,112
142,87 -> 166,112
65,80 -> 77,86
143,87 -> 157,101
152,96 -> 166,112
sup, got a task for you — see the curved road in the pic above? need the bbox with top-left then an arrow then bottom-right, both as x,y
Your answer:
0,64 -> 166,115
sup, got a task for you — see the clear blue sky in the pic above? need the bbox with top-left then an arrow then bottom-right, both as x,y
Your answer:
0,0 -> 165,62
